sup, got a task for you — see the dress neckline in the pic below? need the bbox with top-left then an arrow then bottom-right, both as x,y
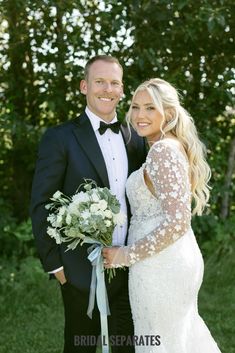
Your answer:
140,164 -> 158,201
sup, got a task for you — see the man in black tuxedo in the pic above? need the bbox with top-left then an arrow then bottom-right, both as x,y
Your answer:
30,55 -> 146,353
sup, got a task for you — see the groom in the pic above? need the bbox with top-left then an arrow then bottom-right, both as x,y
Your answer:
30,55 -> 146,353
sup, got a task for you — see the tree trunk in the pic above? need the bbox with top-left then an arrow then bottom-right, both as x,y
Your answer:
54,1 -> 68,122
220,135 -> 235,219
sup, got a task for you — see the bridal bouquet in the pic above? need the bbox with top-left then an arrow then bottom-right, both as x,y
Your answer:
45,179 -> 126,281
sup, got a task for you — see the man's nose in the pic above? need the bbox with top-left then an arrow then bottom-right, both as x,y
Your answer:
103,82 -> 113,92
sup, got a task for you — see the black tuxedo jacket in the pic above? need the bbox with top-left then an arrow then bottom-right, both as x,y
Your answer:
30,112 -> 146,293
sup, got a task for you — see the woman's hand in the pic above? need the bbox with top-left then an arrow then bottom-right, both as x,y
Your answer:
102,246 -> 129,268
102,247 -> 120,268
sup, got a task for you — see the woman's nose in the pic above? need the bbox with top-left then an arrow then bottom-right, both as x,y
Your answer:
135,107 -> 144,118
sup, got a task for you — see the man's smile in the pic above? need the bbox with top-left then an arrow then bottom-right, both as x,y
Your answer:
98,97 -> 115,102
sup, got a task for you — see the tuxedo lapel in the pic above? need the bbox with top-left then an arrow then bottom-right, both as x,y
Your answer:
72,113 -> 110,187
121,124 -> 137,176
120,125 -> 131,176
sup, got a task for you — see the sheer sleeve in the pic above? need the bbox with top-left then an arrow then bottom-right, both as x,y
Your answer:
109,141 -> 192,267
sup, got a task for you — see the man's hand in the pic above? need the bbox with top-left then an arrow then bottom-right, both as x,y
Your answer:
54,269 -> 67,285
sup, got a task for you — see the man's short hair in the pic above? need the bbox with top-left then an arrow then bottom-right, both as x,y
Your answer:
84,55 -> 123,80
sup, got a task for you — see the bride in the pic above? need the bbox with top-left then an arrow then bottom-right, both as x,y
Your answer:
103,78 -> 222,353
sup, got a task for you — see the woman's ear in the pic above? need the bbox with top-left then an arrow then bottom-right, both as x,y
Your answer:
165,108 -> 175,122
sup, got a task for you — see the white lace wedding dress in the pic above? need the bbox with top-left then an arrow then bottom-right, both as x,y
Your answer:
125,139 -> 221,353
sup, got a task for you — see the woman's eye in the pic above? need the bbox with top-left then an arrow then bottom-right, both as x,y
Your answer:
147,106 -> 155,110
132,106 -> 139,110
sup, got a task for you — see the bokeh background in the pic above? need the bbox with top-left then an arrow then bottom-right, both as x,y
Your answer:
0,1 -> 234,352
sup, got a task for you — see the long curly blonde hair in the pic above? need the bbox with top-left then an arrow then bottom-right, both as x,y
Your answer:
127,78 -> 211,216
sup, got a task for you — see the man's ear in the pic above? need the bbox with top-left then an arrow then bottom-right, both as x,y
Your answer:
80,80 -> 87,95
121,84 -> 124,97
120,83 -> 124,100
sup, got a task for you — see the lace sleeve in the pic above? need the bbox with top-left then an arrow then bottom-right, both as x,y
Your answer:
106,141 -> 192,268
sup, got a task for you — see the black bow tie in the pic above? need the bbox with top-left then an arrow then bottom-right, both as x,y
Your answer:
98,121 -> 121,135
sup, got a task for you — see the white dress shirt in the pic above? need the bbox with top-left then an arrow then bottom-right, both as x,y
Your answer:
49,107 -> 128,273
85,107 -> 128,246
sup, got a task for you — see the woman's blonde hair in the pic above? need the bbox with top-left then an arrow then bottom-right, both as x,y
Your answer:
127,78 -> 211,216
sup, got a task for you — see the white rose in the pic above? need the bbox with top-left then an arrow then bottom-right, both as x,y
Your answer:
47,214 -> 61,227
57,214 -> 62,223
68,202 -> 80,216
105,220 -> 111,227
72,192 -> 89,204
47,214 -> 55,224
58,206 -> 67,216
81,210 -> 91,220
90,203 -> 100,213
98,200 -> 108,211
47,227 -> 62,244
95,210 -> 105,217
113,212 -> 127,226
104,210 -> 113,219
52,215 -> 63,227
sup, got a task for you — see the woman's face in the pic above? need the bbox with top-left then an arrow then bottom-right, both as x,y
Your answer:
131,89 -> 164,143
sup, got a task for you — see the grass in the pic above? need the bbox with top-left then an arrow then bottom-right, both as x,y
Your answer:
198,248 -> 235,353
0,257 -> 64,353
0,248 -> 234,353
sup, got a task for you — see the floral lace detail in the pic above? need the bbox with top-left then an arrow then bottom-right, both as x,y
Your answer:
125,140 -> 191,265
126,167 -> 161,224
110,141 -> 221,353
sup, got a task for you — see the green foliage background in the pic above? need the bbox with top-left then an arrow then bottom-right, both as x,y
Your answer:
0,1 -> 234,352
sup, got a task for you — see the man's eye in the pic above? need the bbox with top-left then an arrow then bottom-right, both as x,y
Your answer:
112,82 -> 121,86
96,80 -> 103,84
132,106 -> 139,110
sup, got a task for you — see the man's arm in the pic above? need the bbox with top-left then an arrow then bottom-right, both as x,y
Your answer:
30,128 -> 67,273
